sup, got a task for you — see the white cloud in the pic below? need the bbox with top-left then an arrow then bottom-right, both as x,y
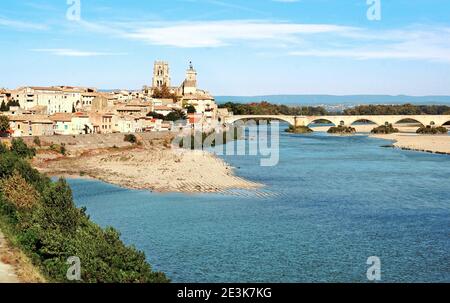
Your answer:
289,26 -> 450,63
120,20 -> 356,48
31,48 -> 127,57
73,18 -> 450,63
0,17 -> 48,31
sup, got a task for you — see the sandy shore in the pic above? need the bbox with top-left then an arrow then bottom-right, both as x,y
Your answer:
312,124 -> 450,154
34,144 -> 261,194
371,133 -> 450,154
33,124 -> 449,194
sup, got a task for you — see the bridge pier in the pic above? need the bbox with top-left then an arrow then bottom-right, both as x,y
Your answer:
225,115 -> 450,128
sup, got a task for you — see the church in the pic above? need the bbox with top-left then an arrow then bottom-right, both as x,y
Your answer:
146,61 -> 217,118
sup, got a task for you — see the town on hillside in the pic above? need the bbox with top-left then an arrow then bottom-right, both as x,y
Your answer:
0,61 -> 229,137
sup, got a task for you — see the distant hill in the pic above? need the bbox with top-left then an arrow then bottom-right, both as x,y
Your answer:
215,95 -> 450,106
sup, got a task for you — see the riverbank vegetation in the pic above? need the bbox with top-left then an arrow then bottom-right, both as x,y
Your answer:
178,128 -> 241,150
219,101 -> 327,116
371,124 -> 399,134
285,125 -> 313,134
327,125 -> 356,134
219,102 -> 450,116
416,126 -> 448,135
343,104 -> 450,115
0,140 -> 169,283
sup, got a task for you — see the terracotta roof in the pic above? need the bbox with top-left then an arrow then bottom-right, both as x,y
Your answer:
73,112 -> 89,117
81,92 -> 99,97
7,114 -> 52,124
116,106 -> 145,111
29,86 -> 63,92
29,105 -> 47,111
154,105 -> 172,111
50,113 -> 73,122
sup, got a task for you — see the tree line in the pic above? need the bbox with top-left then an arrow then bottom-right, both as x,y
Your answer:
220,102 -> 450,116
343,104 -> 450,115
0,100 -> 20,112
219,101 -> 328,116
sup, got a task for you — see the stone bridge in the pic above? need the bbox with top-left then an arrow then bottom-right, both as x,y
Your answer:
224,115 -> 450,128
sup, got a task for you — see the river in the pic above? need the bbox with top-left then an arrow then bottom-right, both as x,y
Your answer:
69,126 -> 450,282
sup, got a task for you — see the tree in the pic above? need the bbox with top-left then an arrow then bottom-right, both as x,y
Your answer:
10,138 -> 36,159
164,109 -> 187,121
160,84 -> 171,98
0,115 -> 10,133
146,111 -> 165,119
6,100 -> 20,109
152,87 -> 162,99
37,178 -> 82,233
186,105 -> 196,114
0,101 -> 7,112
152,84 -> 178,101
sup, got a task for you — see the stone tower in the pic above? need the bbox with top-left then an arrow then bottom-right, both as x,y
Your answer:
182,61 -> 197,95
152,61 -> 171,88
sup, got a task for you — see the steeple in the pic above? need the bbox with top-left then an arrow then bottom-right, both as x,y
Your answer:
183,61 -> 197,95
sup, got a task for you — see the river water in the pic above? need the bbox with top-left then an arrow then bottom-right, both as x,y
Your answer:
69,126 -> 450,282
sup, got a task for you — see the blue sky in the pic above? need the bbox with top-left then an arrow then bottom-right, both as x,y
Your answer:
1,0 -> 449,95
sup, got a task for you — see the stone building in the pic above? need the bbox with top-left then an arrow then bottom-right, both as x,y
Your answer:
11,86 -> 96,115
148,60 -> 217,119
152,61 -> 171,89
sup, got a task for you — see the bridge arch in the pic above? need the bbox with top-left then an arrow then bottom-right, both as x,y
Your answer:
307,118 -> 337,127
440,120 -> 450,127
393,118 -> 425,127
226,115 -> 295,126
348,118 -> 380,126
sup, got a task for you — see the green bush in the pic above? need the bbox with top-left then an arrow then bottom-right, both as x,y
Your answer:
124,134 -> 137,144
285,125 -> 313,134
327,125 -> 356,134
0,148 -> 169,283
178,129 -> 241,150
33,137 -> 41,147
416,125 -> 448,135
49,143 -> 67,155
371,124 -> 399,134
164,109 -> 187,122
10,138 -> 36,159
60,143 -> 67,155
0,141 -> 8,154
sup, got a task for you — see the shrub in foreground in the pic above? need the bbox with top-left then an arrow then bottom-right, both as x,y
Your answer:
0,149 -> 168,283
10,138 -> 36,158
